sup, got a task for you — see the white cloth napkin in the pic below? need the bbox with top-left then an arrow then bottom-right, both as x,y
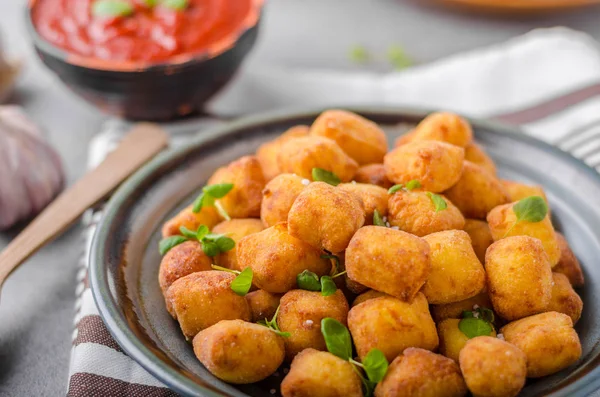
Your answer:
68,27 -> 600,396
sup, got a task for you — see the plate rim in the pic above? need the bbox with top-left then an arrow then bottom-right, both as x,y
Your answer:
90,106 -> 600,397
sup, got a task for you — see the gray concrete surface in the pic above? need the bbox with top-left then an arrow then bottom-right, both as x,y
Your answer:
1,0 -> 600,395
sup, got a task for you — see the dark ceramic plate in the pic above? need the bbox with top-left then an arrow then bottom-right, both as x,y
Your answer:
90,108 -> 600,397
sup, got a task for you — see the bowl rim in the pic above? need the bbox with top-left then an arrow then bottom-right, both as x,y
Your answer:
25,0 -> 264,73
90,106 -> 600,397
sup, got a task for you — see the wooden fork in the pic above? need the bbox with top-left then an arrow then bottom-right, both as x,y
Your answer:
0,123 -> 169,299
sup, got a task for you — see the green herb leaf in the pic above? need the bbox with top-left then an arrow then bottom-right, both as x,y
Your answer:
204,183 -> 234,199
321,253 -> 342,275
479,307 -> 495,323
458,317 -> 494,339
215,236 -> 235,252
160,0 -> 188,10
373,209 -> 386,227
320,276 -> 337,296
312,168 -> 341,186
192,192 -> 205,213
257,304 -> 291,338
297,270 -> 322,291
387,44 -> 413,70
142,0 -> 157,6
158,235 -> 188,255
230,268 -> 253,296
388,184 -> 404,194
427,192 -> 447,212
405,180 -> 421,191
201,240 -> 219,257
92,0 -> 134,18
195,225 -> 209,240
462,310 -> 474,319
513,196 -> 548,223
179,226 -> 198,239
349,45 -> 369,64
362,348 -> 389,384
321,318 -> 353,361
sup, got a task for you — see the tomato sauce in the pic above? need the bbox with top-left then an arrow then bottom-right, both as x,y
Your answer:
32,0 -> 255,65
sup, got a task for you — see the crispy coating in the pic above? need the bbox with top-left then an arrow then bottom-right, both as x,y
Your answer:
338,183 -> 388,225
260,173 -> 306,228
212,218 -> 264,271
278,289 -> 349,360
166,271 -> 251,339
547,273 -> 583,324
464,143 -> 496,176
463,219 -> 494,264
345,276 -> 369,295
393,129 -> 418,147
256,125 -> 309,181
375,347 -> 467,397
487,201 -> 561,266
280,349 -> 363,397
346,226 -> 430,301
501,312 -> 582,378
438,319 -> 496,362
277,135 -> 358,182
207,155 -> 265,219
411,112 -> 473,148
158,241 -> 212,317
384,140 -> 465,193
459,336 -> 527,397
310,109 -> 388,165
161,204 -> 221,238
237,223 -> 331,293
444,161 -> 510,219
485,236 -> 553,321
354,163 -> 393,188
422,230 -> 486,304
288,182 -> 365,253
348,294 -> 438,362
245,290 -> 282,323
387,191 -> 465,237
193,320 -> 285,384
554,232 -> 585,287
431,292 -> 493,323
352,290 -> 388,307
501,179 -> 549,205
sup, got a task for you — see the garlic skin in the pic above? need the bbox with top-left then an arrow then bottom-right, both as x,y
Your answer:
0,106 -> 64,230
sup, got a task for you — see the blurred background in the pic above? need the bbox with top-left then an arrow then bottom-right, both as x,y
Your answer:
1,0 -> 600,395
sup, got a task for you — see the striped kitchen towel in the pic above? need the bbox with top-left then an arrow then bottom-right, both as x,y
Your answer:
68,27 -> 600,396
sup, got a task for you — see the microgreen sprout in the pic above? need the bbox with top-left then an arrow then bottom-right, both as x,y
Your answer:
257,304 -> 290,337
312,168 -> 341,186
388,180 -> 421,194
458,307 -> 495,339
426,192 -> 447,212
92,0 -> 134,18
296,268 -> 345,297
192,183 -> 234,220
211,265 -> 253,296
503,195 -> 548,237
373,210 -> 386,227
321,318 -> 388,396
158,225 -> 235,257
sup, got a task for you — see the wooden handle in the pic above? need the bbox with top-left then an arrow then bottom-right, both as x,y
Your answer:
0,123 -> 169,294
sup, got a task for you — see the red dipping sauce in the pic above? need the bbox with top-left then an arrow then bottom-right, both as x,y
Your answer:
31,0 -> 260,69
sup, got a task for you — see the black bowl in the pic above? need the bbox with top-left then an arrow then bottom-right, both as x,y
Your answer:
90,108 -> 600,397
25,2 -> 262,121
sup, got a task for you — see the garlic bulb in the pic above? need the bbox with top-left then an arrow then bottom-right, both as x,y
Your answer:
0,106 -> 64,230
